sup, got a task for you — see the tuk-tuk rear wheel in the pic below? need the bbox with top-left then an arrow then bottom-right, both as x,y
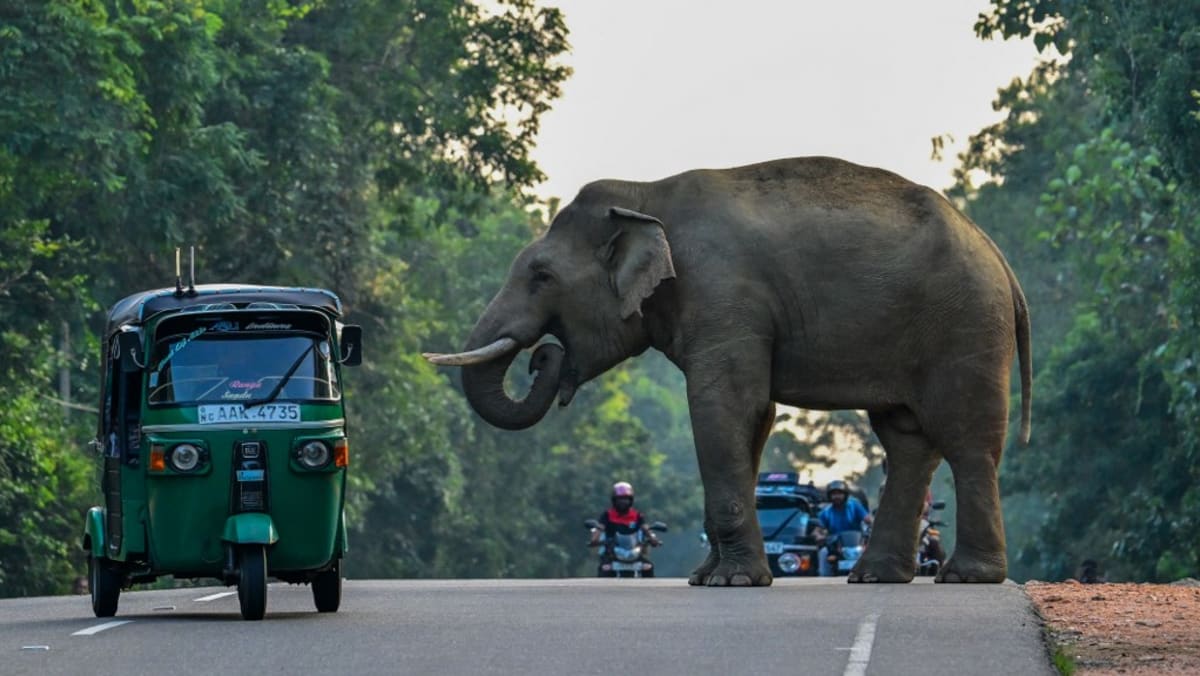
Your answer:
237,545 -> 267,621
89,555 -> 121,618
311,559 -> 341,613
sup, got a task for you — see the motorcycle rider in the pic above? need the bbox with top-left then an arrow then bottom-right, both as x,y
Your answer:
814,479 -> 872,576
589,481 -> 662,575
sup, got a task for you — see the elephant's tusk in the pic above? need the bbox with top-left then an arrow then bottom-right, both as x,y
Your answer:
422,337 -> 519,366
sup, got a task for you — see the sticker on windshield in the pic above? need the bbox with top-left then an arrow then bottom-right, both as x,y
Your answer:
198,403 -> 301,424
155,327 -> 206,375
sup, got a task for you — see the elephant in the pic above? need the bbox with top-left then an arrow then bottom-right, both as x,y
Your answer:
424,156 -> 1031,586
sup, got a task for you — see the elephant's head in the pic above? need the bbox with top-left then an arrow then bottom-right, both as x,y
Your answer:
424,196 -> 676,430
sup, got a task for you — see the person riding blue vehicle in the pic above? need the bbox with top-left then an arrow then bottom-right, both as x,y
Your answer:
814,479 -> 872,576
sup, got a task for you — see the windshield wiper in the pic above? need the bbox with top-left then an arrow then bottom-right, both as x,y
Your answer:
240,343 -> 315,410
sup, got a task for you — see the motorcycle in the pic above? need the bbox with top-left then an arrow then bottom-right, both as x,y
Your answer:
824,525 -> 869,576
585,518 -> 668,578
917,500 -> 947,576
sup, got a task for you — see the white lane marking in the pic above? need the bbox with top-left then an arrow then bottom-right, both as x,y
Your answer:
194,591 -> 236,602
843,612 -> 880,676
72,620 -> 132,636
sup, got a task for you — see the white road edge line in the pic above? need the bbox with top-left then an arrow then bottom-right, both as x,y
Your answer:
72,620 -> 133,636
194,591 -> 237,602
843,612 -> 880,676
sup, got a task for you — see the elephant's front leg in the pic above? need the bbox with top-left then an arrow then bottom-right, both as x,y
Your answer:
686,368 -> 775,587
687,515 -> 723,585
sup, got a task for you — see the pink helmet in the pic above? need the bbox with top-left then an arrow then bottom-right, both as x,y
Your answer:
612,481 -> 634,498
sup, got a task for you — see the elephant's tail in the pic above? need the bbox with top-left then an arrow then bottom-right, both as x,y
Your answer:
972,218 -> 1033,446
1013,273 -> 1032,446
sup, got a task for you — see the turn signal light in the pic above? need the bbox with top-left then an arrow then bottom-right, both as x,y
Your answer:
799,555 -> 812,572
149,445 -> 166,472
334,438 -> 349,468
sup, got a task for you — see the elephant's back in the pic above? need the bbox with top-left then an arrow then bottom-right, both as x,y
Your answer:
652,157 -> 1017,347
654,157 -> 994,272
662,157 -> 948,236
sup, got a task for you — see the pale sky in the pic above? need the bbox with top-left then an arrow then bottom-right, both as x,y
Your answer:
530,1 -> 1041,204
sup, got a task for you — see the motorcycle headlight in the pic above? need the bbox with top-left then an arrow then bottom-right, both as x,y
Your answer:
297,440 -> 331,469
777,552 -> 802,574
169,443 -> 202,472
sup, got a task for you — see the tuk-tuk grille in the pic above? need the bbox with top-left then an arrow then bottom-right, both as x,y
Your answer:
232,441 -> 268,513
239,491 -> 264,510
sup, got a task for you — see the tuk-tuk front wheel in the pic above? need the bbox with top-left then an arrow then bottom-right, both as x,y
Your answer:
89,555 -> 121,618
237,545 -> 267,621
311,559 -> 341,613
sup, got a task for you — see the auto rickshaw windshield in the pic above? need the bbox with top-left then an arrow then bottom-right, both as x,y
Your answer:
147,333 -> 339,405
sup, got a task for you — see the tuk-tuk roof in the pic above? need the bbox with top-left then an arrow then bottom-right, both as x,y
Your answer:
106,284 -> 343,332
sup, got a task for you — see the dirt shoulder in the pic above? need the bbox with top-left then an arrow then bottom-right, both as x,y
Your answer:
1024,579 -> 1200,675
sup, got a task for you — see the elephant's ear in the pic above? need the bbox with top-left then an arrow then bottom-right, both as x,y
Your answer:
603,207 -> 676,319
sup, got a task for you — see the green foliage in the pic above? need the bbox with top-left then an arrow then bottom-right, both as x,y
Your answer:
1051,645 -> 1077,676
0,0 -> 591,596
0,0 -> 714,593
963,0 -> 1200,582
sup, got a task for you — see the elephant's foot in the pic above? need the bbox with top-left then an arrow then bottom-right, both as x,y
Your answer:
935,549 -> 1007,583
688,550 -> 721,586
704,558 -> 773,587
847,551 -> 916,583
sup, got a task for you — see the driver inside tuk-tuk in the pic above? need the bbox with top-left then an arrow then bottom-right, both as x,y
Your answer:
210,343 -> 269,401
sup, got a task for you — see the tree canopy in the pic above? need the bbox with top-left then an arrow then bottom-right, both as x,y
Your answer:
958,0 -> 1200,582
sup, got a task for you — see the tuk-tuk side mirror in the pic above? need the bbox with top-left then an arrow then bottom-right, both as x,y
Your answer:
339,325 -> 363,366
116,331 -> 145,372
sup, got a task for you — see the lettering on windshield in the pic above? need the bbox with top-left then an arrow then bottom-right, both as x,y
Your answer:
152,327 -> 206,383
245,322 -> 292,330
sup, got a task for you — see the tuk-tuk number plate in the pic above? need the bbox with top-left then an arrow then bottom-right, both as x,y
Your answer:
764,541 -> 785,554
198,403 -> 301,424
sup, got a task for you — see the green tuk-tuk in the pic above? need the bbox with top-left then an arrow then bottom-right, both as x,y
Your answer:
83,284 -> 363,620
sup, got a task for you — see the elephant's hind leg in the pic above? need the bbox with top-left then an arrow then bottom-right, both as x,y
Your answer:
849,408 -> 940,583
936,450 -> 1007,583
932,388 -> 1010,583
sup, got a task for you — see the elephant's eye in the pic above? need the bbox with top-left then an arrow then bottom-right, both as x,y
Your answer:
530,268 -> 553,286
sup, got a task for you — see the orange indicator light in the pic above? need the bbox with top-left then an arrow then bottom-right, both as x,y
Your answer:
334,439 -> 349,468
149,446 -> 166,472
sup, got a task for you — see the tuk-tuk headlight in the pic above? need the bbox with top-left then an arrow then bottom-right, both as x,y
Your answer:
297,440 -> 331,469
169,443 -> 202,472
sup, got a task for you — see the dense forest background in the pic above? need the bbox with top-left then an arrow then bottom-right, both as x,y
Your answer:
1,0 -> 1196,597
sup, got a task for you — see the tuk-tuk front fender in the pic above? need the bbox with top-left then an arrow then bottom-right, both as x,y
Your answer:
222,513 -> 279,545
83,507 -> 105,558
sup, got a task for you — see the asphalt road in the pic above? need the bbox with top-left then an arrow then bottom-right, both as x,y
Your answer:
3,578 -> 1053,676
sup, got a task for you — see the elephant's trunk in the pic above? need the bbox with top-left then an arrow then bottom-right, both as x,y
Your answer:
455,329 -> 564,431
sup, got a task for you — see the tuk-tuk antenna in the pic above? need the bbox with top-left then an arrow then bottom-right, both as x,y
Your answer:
186,245 -> 197,295
173,247 -> 184,297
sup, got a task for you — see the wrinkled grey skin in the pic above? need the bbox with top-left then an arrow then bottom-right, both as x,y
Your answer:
444,157 -> 1031,586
